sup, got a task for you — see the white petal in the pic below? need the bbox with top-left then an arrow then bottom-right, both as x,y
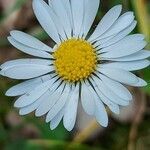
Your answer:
8,37 -> 51,58
89,5 -> 122,41
96,21 -> 137,48
50,107 -> 65,130
81,0 -> 100,37
89,79 -> 120,114
101,50 -> 150,61
96,93 -> 120,115
81,83 -> 95,115
100,34 -> 145,53
46,85 -> 70,123
49,0 -> 73,31
132,77 -> 147,87
92,77 -> 129,106
5,75 -> 53,96
62,0 -> 73,29
51,0 -> 72,38
63,85 -> 79,131
99,12 -> 135,40
10,30 -> 52,52
43,1 -> 67,40
85,85 -> 109,127
1,59 -> 52,70
95,97 -> 108,127
35,82 -> 64,117
100,60 -> 150,71
14,78 -> 58,108
99,67 -> 139,85
97,74 -> 132,100
48,0 -> 51,5
19,96 -> 44,115
71,0 -> 84,37
100,35 -> 147,58
1,64 -> 54,80
32,0 -> 60,43
94,36 -> 114,48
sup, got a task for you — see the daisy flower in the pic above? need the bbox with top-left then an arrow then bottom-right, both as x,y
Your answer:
1,0 -> 150,131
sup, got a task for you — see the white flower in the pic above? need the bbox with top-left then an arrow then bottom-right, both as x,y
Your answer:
0,0 -> 150,131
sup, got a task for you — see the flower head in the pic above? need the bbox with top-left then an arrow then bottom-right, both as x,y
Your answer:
0,0 -> 150,131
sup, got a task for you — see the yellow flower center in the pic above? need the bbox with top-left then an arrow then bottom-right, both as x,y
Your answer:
53,39 -> 97,82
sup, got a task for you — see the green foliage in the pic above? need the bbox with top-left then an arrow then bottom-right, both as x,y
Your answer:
143,69 -> 150,94
26,117 -> 69,140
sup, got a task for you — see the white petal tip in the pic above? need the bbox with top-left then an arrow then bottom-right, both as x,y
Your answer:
50,125 -> 56,130
116,4 -> 122,9
19,111 -> 27,116
114,110 -> 120,115
144,82 -> 148,86
110,5 -> 122,13
50,123 -> 58,130
67,129 -> 73,132
0,71 -> 4,76
110,106 -> 120,115
7,36 -> 10,40
14,101 -> 20,108
19,112 -> 23,116
96,115 -> 109,128
10,30 -> 18,35
5,90 -> 13,97
46,118 -> 50,123
127,94 -> 133,101
140,81 -> 148,87
115,112 -> 120,115
134,78 -> 148,87
64,122 -> 74,132
35,111 -> 42,117
100,122 -> 108,128
7,36 -> 12,43
65,127 -> 73,132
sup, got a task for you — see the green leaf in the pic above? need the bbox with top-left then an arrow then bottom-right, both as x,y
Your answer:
142,69 -> 150,94
25,117 -> 69,140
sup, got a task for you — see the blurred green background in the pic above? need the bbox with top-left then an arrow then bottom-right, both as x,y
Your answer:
0,0 -> 150,150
